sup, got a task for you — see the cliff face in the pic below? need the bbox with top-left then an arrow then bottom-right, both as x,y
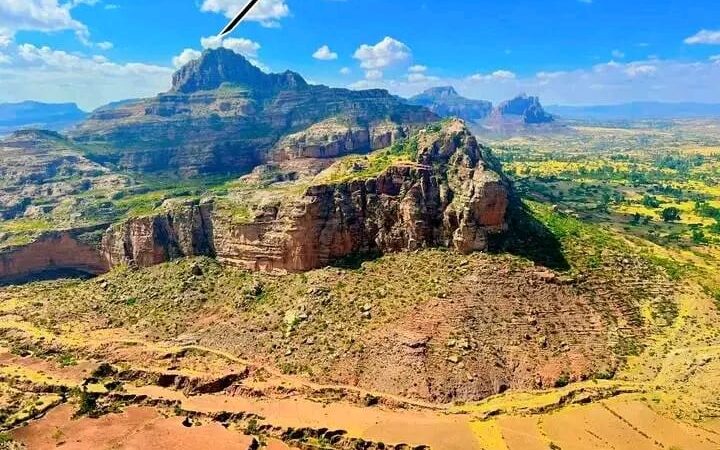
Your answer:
0,227 -> 109,284
102,120 -> 512,273
72,49 -> 436,177
495,95 -> 554,124
102,202 -> 215,268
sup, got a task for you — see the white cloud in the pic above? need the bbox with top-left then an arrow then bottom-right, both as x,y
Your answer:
0,0 -> 111,47
353,37 -> 411,70
468,70 -> 517,82
408,64 -> 427,73
1,43 -> 172,110
612,49 -> 625,59
685,29 -> 720,45
201,0 -> 290,28
624,64 -> 657,78
172,48 -> 202,69
339,67 -> 351,75
96,41 -> 113,51
365,69 -> 383,80
0,30 -> 11,47
407,72 -> 438,83
347,58 -> 720,106
201,35 -> 260,58
312,45 -> 338,61
0,51 -> 9,64
711,55 -> 720,62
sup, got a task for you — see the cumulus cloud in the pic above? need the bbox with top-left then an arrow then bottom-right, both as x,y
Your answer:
685,29 -> 720,45
353,37 -> 411,70
365,69 -> 383,80
408,65 -> 427,73
0,43 -> 172,110
171,35 -> 264,71
468,70 -> 517,82
0,0 -> 110,47
312,45 -> 338,61
172,48 -> 202,69
200,35 -> 260,58
339,67 -> 351,75
347,58 -> 720,105
201,0 -> 290,28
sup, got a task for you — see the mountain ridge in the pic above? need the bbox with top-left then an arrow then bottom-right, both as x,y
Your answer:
71,48 -> 436,177
0,101 -> 87,134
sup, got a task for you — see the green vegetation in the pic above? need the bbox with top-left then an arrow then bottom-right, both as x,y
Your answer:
317,137 -> 419,184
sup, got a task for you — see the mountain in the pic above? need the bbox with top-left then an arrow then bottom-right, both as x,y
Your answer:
72,48 -> 437,177
0,101 -> 87,135
494,94 -> 554,124
407,86 -> 492,122
1,120 -> 512,282
407,89 -> 554,131
546,102 -> 720,120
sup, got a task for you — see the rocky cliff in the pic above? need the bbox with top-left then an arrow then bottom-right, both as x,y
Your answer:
495,94 -> 554,124
0,226 -> 108,284
101,120 -> 512,273
72,48 -> 436,177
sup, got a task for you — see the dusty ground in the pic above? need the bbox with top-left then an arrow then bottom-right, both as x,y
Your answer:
0,205 -> 718,449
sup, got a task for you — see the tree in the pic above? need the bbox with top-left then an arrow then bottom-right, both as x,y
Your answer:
661,207 -> 681,222
642,195 -> 661,209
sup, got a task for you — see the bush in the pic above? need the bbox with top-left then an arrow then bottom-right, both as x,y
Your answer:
661,207 -> 681,222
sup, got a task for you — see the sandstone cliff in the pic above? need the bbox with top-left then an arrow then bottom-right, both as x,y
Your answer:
101,120 -> 512,273
0,226 -> 108,284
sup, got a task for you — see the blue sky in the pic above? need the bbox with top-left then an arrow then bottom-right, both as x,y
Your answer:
1,0 -> 720,109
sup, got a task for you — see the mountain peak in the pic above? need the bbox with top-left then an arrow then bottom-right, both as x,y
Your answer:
408,86 -> 492,122
496,94 -> 554,124
422,86 -> 460,98
171,48 -> 307,94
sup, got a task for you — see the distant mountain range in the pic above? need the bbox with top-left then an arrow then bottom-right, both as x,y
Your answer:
408,87 -> 493,122
546,102 -> 720,120
0,101 -> 87,135
407,87 -> 555,133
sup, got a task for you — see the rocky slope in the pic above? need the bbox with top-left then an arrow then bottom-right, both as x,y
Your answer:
101,119 -> 512,273
72,48 -> 436,177
0,130 -> 128,222
407,87 -> 493,122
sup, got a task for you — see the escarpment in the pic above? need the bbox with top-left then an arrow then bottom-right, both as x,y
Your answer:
0,120 -> 511,282
0,226 -> 109,284
101,120 -> 512,273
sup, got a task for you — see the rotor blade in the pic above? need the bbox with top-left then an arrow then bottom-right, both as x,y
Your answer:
219,0 -> 261,36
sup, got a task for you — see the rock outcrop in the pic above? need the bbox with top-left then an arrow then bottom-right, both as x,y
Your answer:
72,48 -> 436,177
102,120 -> 512,273
495,94 -> 554,124
0,226 -> 109,284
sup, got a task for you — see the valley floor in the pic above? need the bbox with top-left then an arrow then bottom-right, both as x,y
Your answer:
2,120 -> 720,449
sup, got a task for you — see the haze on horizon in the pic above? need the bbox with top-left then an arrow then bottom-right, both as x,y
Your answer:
0,0 -> 719,110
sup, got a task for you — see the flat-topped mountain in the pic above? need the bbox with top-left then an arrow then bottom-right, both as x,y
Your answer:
0,101 -> 87,135
408,86 -> 492,122
72,48 -> 436,177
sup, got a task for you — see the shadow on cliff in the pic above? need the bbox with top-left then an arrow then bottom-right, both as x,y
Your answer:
490,203 -> 570,271
330,250 -> 383,270
0,268 -> 97,287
